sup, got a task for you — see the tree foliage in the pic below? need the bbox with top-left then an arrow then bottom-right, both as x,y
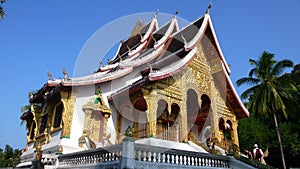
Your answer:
0,0 -> 6,20
0,145 -> 21,167
238,61 -> 300,168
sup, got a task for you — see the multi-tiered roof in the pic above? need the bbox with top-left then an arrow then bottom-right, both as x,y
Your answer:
28,12 -> 249,119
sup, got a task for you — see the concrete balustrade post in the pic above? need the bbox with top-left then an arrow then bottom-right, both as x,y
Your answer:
121,137 -> 135,169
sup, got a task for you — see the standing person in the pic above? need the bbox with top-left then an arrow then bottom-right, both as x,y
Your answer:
244,149 -> 253,159
253,144 -> 264,162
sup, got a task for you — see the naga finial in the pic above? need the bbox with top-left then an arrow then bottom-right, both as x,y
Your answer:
181,33 -> 187,45
152,36 -> 157,44
47,71 -> 53,81
63,68 -> 69,80
118,53 -> 123,61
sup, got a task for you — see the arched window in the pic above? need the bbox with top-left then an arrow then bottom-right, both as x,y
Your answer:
199,94 -> 211,115
53,102 -> 64,128
30,123 -> 36,140
39,114 -> 48,134
157,99 -> 168,121
133,97 -> 148,138
187,89 -> 200,124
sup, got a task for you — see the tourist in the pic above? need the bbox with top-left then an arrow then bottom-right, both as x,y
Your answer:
244,149 -> 253,159
253,144 -> 264,162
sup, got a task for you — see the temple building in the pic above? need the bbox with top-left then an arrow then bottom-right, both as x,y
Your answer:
18,10 -> 251,168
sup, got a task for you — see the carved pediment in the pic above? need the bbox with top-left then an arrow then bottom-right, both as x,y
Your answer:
82,87 -> 112,115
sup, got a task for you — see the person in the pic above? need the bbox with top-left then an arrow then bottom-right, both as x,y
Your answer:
206,134 -> 215,149
253,144 -> 264,162
244,149 -> 253,159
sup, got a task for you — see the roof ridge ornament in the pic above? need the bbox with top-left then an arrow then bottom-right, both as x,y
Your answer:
155,9 -> 159,18
206,0 -> 213,14
181,33 -> 187,45
152,35 -> 157,44
138,32 -> 143,39
118,53 -> 123,61
63,68 -> 69,81
126,44 -> 131,52
47,71 -> 53,81
174,10 -> 179,18
107,59 -> 111,65
99,61 -> 103,67
148,63 -> 153,73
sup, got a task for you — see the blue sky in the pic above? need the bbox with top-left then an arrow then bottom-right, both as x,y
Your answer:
0,0 -> 299,149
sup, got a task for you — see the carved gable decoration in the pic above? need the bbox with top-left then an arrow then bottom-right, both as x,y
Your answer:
82,87 -> 112,115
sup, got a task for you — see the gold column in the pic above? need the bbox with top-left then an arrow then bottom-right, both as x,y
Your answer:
60,90 -> 76,138
31,104 -> 41,139
144,91 -> 158,138
103,113 -> 110,140
83,109 -> 92,132
232,121 -> 239,146
180,101 -> 188,142
116,111 -> 122,144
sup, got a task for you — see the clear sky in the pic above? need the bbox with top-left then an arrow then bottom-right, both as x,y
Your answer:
0,0 -> 299,149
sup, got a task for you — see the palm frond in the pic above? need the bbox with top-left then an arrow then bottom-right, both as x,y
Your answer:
240,85 -> 260,100
0,0 -> 6,5
272,59 -> 294,76
236,77 -> 260,87
0,6 -> 5,20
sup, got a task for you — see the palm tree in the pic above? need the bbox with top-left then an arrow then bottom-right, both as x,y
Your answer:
236,51 -> 296,169
0,0 -> 6,20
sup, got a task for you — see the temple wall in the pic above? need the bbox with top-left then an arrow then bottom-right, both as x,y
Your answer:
70,86 -> 94,144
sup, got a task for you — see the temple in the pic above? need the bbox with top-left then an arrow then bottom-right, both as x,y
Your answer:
18,10 -> 253,168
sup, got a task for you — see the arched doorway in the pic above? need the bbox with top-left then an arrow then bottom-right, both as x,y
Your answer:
156,100 -> 181,141
187,89 -> 211,141
169,103 -> 181,141
133,97 -> 147,138
219,118 -> 233,148
156,99 -> 169,140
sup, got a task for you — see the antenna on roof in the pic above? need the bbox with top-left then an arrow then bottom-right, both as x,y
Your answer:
206,0 -> 213,14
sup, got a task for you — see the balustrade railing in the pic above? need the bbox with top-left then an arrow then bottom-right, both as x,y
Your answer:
133,128 -> 147,139
134,143 -> 230,168
156,124 -> 180,142
58,141 -> 230,168
58,144 -> 122,167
